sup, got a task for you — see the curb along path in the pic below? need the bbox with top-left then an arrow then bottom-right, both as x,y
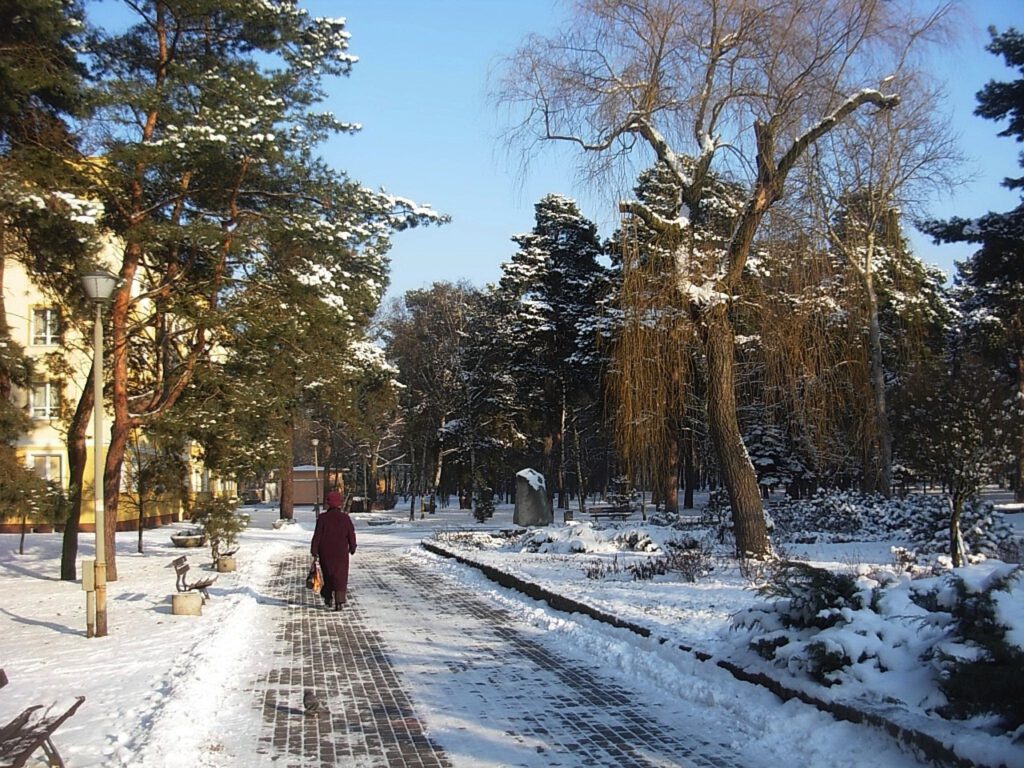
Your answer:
254,553 -> 451,768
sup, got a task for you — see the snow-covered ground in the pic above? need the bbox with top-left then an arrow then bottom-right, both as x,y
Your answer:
1,493 -> 1021,767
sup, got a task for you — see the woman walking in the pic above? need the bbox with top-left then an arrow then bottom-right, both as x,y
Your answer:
310,490 -> 357,609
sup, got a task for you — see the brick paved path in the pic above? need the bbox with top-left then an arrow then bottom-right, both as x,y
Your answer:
253,553 -> 451,768
252,537 -> 754,767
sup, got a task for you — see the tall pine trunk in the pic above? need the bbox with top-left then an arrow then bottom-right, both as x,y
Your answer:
701,307 -> 770,559
1017,356 -> 1024,503
574,424 -> 587,517
432,419 -> 445,493
558,396 -> 568,510
102,416 -> 132,581
279,422 -> 294,520
60,376 -> 93,581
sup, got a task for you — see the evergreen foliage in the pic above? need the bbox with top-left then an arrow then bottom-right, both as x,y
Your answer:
46,0 -> 446,559
472,485 -> 495,523
921,26 -> 1024,501
494,194 -> 609,505
189,495 -> 249,563
933,566 -> 1024,730
764,490 -> 1018,563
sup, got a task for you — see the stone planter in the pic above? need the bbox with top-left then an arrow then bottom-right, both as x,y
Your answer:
171,592 -> 202,616
171,530 -> 206,548
216,556 -> 237,573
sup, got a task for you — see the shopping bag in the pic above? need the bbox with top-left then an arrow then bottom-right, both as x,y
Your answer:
306,560 -> 323,591
312,562 -> 323,592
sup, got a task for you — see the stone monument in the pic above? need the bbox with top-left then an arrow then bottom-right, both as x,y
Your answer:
514,468 -> 552,526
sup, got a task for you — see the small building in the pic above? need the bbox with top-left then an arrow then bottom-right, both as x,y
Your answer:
292,465 -> 325,506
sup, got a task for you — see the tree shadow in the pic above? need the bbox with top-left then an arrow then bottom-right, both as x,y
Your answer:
0,607 -> 81,636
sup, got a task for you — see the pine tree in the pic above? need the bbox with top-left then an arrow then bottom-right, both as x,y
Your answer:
495,194 -> 608,510
922,27 -> 1024,501
0,0 -> 99,576
75,1 -> 444,580
380,282 -> 483,504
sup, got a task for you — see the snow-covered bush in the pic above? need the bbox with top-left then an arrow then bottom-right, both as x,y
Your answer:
923,564 -> 1024,731
907,498 -> 1019,564
733,559 -> 1024,733
767,492 -> 1019,564
733,561 -> 948,688
583,540 -> 714,582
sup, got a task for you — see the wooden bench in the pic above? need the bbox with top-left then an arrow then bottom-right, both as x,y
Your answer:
589,505 -> 632,522
168,555 -> 217,603
0,669 -> 84,768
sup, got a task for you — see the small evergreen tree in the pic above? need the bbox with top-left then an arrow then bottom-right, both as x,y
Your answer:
190,497 -> 249,564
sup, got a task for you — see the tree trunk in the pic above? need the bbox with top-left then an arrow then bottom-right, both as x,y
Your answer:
574,423 -> 587,517
663,431 -> 680,513
137,463 -> 145,554
408,440 -> 417,520
1016,355 -> 1024,503
61,374 -> 94,581
558,397 -> 568,510
864,266 -> 893,497
682,426 -> 696,510
949,494 -> 965,568
279,422 -> 294,520
102,416 -> 132,581
701,307 -> 771,559
432,419 -> 444,492
369,439 -> 381,504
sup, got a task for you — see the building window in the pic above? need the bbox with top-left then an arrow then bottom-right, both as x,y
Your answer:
31,381 -> 60,419
32,454 -> 62,482
32,307 -> 61,346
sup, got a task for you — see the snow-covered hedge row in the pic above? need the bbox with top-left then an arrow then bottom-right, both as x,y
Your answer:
732,560 -> 1024,734
767,492 -> 1020,563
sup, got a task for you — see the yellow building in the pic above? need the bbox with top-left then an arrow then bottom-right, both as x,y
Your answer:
2,252 -> 234,533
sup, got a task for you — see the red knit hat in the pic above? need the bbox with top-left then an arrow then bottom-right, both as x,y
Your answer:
326,490 -> 344,509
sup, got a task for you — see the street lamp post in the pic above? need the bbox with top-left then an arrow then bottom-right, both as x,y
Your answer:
312,438 -> 320,519
81,270 -> 118,638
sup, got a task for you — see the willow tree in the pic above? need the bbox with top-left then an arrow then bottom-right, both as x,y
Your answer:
497,0 -> 953,558
610,160 -> 740,513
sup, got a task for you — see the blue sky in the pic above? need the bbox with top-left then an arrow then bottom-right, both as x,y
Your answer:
87,1 -> 1021,300
309,0 -> 1021,303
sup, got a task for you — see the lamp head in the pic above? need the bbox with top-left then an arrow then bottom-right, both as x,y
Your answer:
81,271 -> 119,302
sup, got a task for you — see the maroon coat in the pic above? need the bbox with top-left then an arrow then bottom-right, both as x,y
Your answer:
310,507 -> 357,598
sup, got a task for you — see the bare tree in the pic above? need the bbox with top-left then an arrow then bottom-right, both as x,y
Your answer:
496,0 -> 954,558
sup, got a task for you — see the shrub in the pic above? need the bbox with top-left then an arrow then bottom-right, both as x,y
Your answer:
472,487 -> 495,523
767,491 -> 1020,565
927,565 -> 1024,731
190,497 -> 248,563
757,561 -> 867,631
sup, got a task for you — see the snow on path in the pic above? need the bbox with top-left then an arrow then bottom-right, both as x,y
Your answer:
350,528 -> 930,767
